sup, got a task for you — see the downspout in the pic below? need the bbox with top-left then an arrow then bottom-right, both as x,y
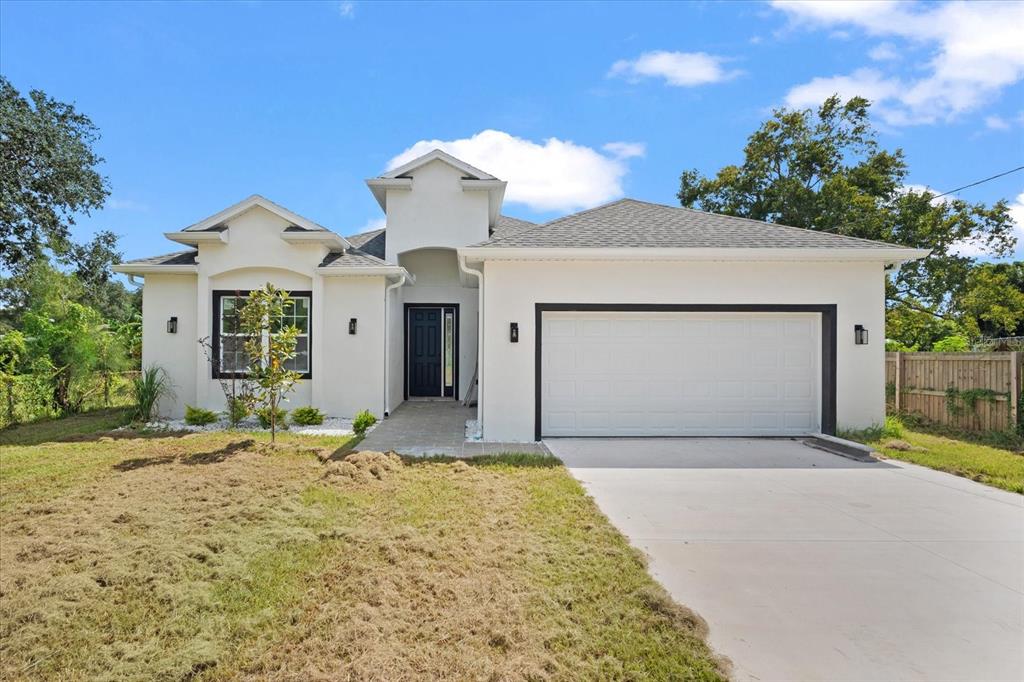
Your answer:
382,272 -> 406,417
458,254 -> 484,428
126,274 -> 143,287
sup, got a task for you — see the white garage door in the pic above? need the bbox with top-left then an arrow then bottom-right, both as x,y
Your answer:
541,311 -> 820,437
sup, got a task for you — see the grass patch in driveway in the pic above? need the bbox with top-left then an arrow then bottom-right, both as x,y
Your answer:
0,426 -> 725,680
870,430 -> 1024,494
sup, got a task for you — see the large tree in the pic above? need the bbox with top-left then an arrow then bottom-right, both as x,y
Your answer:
677,96 -> 1018,347
0,76 -> 109,270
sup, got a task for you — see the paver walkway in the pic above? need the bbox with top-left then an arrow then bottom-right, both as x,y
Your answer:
358,401 -> 548,456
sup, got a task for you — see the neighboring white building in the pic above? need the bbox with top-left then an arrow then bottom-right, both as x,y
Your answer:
115,149 -> 927,441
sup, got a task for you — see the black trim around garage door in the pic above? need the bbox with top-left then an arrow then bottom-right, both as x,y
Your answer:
534,303 -> 838,440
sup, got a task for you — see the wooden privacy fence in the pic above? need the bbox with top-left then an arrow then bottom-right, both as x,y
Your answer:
885,352 -> 1022,433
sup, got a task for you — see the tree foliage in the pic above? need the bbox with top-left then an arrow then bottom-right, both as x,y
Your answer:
238,284 -> 302,442
0,76 -> 109,270
20,299 -> 125,414
0,258 -> 139,334
677,95 -> 1019,348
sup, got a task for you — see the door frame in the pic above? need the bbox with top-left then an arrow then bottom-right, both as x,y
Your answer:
404,303 -> 460,400
533,303 -> 838,439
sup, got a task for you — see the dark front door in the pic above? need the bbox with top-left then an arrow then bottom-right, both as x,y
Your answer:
408,307 -> 443,396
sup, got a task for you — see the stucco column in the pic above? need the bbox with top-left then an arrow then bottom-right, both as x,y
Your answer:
195,271 -> 210,409
311,271 -> 325,410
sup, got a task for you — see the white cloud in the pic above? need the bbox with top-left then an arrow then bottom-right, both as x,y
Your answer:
386,130 -> 642,212
1009,191 -> 1024,259
337,1 -> 355,18
354,217 -> 385,234
602,141 -> 646,159
868,42 -> 900,61
772,0 -> 1024,124
900,184 -> 948,206
784,68 -> 904,115
949,190 -> 1024,259
985,115 -> 1010,131
608,51 -> 741,87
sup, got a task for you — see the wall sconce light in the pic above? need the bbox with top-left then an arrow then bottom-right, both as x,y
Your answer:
349,318 -> 357,335
854,324 -> 868,345
510,322 -> 519,343
167,316 -> 178,334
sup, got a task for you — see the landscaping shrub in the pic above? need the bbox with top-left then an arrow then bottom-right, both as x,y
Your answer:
257,405 -> 288,430
184,405 -> 218,426
290,406 -> 324,426
838,415 -> 904,444
227,396 -> 249,425
352,409 -> 377,436
132,366 -> 172,422
882,415 -> 904,439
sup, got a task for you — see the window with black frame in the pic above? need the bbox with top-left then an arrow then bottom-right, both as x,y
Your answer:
278,296 -> 310,373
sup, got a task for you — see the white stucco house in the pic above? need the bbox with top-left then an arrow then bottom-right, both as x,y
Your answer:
115,149 -> 927,442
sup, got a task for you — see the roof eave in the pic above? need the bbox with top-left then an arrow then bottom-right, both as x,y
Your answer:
316,265 -> 411,279
460,179 -> 507,228
281,231 -> 349,249
458,246 -> 931,266
165,231 -> 228,246
365,178 -> 413,211
113,264 -> 198,275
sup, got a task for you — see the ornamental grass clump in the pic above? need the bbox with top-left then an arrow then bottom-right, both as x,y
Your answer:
133,366 -> 173,422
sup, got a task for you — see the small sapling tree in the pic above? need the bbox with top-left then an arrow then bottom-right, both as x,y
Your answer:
238,284 -> 302,442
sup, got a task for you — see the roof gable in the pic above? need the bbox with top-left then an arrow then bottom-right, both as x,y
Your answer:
181,194 -> 335,234
380,149 -> 496,181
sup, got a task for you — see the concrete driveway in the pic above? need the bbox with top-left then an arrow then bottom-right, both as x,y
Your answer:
545,438 -> 1024,682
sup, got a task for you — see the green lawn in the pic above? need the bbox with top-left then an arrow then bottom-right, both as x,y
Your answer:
869,430 -> 1024,495
0,413 -> 725,680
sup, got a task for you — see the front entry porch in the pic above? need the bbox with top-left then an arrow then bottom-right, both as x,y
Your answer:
358,401 -> 549,456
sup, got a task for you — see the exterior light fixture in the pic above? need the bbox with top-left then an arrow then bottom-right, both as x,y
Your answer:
510,322 -> 519,343
854,325 -> 868,345
349,318 -> 357,335
167,316 -> 178,334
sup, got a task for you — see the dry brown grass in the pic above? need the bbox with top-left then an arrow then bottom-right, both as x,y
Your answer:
1,427 -> 726,681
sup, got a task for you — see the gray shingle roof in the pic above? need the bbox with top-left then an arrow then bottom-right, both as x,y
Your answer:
473,199 -> 905,250
345,228 -> 386,259
318,249 -> 392,269
492,215 -> 536,238
121,250 -> 198,266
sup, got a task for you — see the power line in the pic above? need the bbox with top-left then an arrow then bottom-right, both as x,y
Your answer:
815,164 -> 1024,234
930,165 -> 1024,199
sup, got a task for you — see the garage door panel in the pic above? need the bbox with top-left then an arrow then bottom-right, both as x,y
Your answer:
542,311 -> 820,437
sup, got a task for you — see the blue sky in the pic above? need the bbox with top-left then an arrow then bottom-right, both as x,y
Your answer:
2,0 -> 1022,263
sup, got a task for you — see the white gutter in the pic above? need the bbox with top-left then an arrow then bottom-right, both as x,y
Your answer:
458,254 -> 484,428
382,272 -> 407,417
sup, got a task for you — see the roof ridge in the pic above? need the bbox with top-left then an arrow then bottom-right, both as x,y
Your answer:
345,226 -> 386,240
